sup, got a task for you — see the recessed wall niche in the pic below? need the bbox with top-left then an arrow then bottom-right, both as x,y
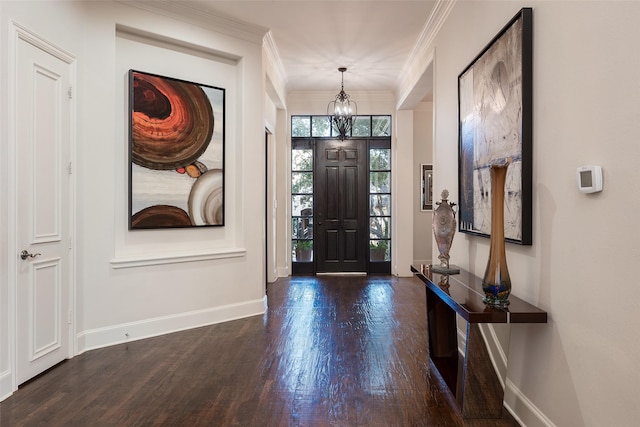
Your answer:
113,25 -> 242,266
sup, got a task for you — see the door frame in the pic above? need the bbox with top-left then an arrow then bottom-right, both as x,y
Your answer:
6,22 -> 77,393
265,127 -> 277,287
290,131 -> 392,276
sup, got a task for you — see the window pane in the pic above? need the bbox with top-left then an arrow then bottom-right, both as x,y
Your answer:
292,218 -> 300,239
292,116 -> 311,137
370,171 -> 390,193
352,116 -> 371,136
370,149 -> 390,170
370,217 -> 390,239
292,217 -> 313,239
292,195 -> 313,216
293,239 -> 313,262
372,116 -> 391,136
370,240 -> 390,262
292,172 -> 313,194
312,116 -> 331,137
292,149 -> 313,171
370,194 -> 390,216
330,120 -> 351,139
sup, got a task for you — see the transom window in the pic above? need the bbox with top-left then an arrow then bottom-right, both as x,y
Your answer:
292,115 -> 391,139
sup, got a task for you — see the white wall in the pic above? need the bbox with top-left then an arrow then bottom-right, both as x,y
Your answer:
1,0 -> 266,398
429,1 -> 640,425
413,101 -> 433,265
394,110 -> 414,276
0,0 -> 8,394
275,108 -> 289,277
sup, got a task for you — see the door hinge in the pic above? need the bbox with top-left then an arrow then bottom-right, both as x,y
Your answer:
68,86 -> 73,99
68,309 -> 73,324
67,161 -> 72,175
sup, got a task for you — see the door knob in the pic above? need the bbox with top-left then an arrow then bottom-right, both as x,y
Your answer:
20,250 -> 41,260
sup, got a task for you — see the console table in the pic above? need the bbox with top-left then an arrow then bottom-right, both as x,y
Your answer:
411,264 -> 547,419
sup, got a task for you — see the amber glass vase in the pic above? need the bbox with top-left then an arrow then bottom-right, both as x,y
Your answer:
482,162 -> 511,307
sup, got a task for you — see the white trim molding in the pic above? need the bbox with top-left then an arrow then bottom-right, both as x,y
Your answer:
119,1 -> 268,44
263,30 -> 288,104
457,322 -> 554,426
77,296 -> 266,354
396,0 -> 456,105
0,370 -> 12,402
110,247 -> 247,269
505,379 -> 557,427
277,266 -> 289,278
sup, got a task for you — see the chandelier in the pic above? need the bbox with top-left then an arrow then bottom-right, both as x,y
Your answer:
327,67 -> 357,140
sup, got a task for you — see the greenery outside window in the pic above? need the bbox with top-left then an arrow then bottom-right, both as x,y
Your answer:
293,115 -> 391,140
370,147 -> 391,262
291,146 -> 313,262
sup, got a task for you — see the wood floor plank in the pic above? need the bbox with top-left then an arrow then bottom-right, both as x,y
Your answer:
0,275 -> 519,426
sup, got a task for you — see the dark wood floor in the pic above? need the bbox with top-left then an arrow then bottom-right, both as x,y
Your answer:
0,275 -> 518,426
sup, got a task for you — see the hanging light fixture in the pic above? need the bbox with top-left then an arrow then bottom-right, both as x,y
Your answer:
327,67 -> 357,140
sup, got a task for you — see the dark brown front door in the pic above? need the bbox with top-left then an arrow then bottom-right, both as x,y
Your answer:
315,139 -> 368,273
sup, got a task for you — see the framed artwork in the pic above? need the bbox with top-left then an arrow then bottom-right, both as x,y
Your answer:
421,164 -> 433,211
128,70 -> 225,229
458,8 -> 533,245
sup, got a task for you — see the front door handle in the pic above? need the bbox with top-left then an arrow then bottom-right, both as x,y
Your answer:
20,250 -> 41,260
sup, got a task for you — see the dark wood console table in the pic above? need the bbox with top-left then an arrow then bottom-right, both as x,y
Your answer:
411,264 -> 547,419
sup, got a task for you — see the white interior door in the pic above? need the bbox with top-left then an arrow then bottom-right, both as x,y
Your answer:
15,33 -> 72,385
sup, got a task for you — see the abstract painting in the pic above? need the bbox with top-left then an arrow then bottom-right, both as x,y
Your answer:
128,70 -> 225,229
457,8 -> 532,245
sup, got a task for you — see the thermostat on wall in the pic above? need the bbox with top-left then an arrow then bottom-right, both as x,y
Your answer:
577,165 -> 603,193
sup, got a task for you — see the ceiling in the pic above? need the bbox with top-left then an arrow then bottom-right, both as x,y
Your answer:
141,1 -> 437,94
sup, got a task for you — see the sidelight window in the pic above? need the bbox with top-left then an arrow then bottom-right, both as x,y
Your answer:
291,145 -> 313,263
369,147 -> 391,262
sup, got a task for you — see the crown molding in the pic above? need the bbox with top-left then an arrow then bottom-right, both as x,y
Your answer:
263,31 -> 288,95
118,1 -> 268,44
396,0 -> 456,100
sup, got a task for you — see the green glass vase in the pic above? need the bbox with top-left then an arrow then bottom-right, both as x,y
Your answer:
482,162 -> 511,307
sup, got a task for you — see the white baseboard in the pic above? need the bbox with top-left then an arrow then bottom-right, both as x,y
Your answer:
0,369 -> 13,402
277,266 -> 289,277
76,297 -> 266,354
505,379 -> 556,427
457,323 -> 553,426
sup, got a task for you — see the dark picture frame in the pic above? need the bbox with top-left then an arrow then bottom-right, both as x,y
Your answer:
458,8 -> 533,245
421,164 -> 433,211
128,70 -> 225,229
